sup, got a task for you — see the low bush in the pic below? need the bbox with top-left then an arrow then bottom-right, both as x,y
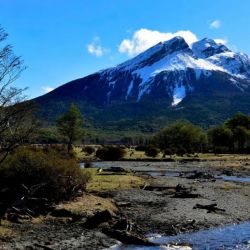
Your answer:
213,146 -> 230,154
163,148 -> 176,156
82,146 -> 95,155
145,145 -> 160,157
84,161 -> 93,168
135,145 -> 147,151
176,147 -> 186,157
0,146 -> 92,203
96,146 -> 125,161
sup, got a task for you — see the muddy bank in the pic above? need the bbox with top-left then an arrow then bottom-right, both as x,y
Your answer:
102,162 -> 250,236
0,219 -> 116,250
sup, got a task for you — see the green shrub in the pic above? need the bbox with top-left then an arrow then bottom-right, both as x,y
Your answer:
164,148 -> 176,156
96,146 -> 125,161
36,128 -> 62,144
154,121 -> 207,154
176,147 -> 186,156
208,125 -> 233,153
0,146 -> 91,202
82,146 -> 95,155
145,145 -> 159,157
135,145 -> 147,151
213,146 -> 230,154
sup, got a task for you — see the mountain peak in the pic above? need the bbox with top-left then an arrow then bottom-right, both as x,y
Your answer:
192,38 -> 230,58
162,36 -> 189,52
117,36 -> 190,70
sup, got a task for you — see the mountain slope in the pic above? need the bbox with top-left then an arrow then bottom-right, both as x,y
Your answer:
35,36 -> 250,136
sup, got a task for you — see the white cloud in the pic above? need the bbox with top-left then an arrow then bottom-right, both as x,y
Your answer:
42,86 -> 54,93
210,20 -> 221,29
118,29 -> 198,57
87,37 -> 106,57
214,38 -> 228,45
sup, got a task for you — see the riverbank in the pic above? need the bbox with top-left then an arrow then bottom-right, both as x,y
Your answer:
103,162 -> 250,236
1,159 -> 250,249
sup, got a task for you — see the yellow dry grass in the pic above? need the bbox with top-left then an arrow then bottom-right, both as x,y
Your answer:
217,183 -> 242,190
55,193 -> 118,216
0,221 -> 16,238
85,169 -> 146,192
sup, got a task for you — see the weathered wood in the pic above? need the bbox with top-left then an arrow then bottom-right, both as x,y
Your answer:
33,243 -> 53,250
193,203 -> 226,213
142,185 -> 176,191
173,184 -> 200,198
102,228 -> 157,246
186,171 -> 215,180
173,191 -> 200,198
0,182 -> 53,223
116,201 -> 132,207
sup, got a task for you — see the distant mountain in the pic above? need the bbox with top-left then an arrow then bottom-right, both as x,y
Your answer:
35,36 -> 250,136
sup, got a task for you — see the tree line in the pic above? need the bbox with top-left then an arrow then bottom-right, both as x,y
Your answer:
152,113 -> 250,155
39,106 -> 250,156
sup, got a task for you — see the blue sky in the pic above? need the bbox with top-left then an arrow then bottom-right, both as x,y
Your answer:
1,0 -> 250,98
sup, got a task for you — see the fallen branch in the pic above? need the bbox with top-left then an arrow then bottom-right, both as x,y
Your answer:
193,203 -> 226,213
102,228 -> 157,246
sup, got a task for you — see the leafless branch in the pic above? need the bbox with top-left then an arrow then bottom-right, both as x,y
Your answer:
0,26 -> 37,165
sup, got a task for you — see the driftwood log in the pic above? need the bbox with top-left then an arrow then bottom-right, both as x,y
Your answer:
0,183 -> 53,224
193,203 -> 226,213
102,228 -> 157,246
173,184 -> 200,198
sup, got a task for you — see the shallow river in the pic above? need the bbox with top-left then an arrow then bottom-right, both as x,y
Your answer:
110,221 -> 250,250
85,161 -> 250,184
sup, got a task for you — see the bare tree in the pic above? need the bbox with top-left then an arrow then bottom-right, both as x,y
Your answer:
0,26 -> 37,164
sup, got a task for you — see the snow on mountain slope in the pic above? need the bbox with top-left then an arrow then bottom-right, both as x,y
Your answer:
192,38 -> 230,58
117,36 -> 190,70
208,51 -> 250,78
172,85 -> 186,106
133,52 -> 227,101
97,36 -> 250,105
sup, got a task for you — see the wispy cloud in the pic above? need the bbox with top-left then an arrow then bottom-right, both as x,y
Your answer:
210,20 -> 221,29
118,29 -> 198,57
42,86 -> 54,93
87,37 -> 106,57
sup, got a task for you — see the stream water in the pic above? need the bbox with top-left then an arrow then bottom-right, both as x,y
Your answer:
84,162 -> 250,184
135,170 -> 250,184
217,175 -> 250,183
110,221 -> 250,250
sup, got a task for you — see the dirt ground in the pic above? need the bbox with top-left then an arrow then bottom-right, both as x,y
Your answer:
1,158 -> 250,249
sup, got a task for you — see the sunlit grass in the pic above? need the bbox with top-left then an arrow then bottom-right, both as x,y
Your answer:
84,168 -> 146,192
0,220 -> 16,238
55,193 -> 118,216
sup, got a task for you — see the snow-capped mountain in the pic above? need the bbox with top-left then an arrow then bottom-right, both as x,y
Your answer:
97,36 -> 250,105
35,36 -> 250,132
